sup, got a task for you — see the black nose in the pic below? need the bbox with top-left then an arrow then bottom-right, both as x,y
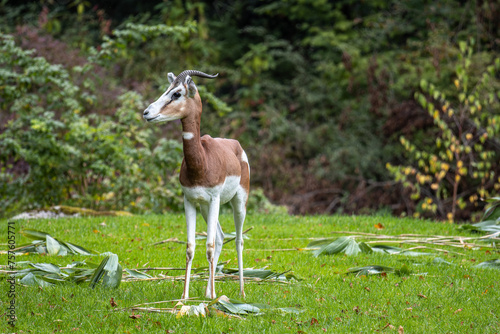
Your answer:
143,108 -> 149,116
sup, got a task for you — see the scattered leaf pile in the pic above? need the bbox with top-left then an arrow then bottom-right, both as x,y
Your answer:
7,255 -> 122,289
122,295 -> 303,319
461,197 -> 500,233
8,229 -> 97,256
306,229 -> 498,258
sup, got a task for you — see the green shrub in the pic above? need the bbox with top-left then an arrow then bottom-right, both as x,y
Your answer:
0,33 -> 184,216
388,40 -> 500,221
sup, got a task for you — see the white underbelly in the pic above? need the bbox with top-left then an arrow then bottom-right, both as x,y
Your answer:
182,175 -> 241,205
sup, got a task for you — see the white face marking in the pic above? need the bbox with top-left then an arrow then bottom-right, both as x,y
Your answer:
182,132 -> 194,140
182,175 -> 241,205
143,84 -> 186,123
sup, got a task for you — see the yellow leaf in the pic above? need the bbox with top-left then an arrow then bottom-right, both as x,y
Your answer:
77,3 -> 84,15
374,223 -> 384,230
176,305 -> 191,318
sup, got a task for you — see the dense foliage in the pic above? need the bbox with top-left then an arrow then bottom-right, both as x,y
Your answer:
1,0 -> 498,220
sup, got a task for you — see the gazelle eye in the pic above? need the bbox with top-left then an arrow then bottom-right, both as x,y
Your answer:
172,92 -> 182,99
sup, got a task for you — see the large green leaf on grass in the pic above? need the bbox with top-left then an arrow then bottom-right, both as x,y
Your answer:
60,241 -> 95,255
20,229 -> 51,240
207,296 -> 261,316
483,197 -> 500,221
465,219 -> 500,233
46,235 -> 61,256
475,259 -> 500,270
347,264 -> 410,276
220,266 -> 300,281
371,245 -> 433,256
18,229 -> 97,255
461,197 -> 500,233
20,272 -> 54,287
310,237 -> 373,257
89,254 -> 122,289
432,257 -> 454,265
89,253 -> 122,289
348,265 -> 395,276
125,269 -> 152,279
30,263 -> 61,274
216,298 -> 260,315
89,255 -> 110,288
103,263 -> 122,289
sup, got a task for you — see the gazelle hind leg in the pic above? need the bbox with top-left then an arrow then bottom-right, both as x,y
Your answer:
200,204 -> 225,272
203,197 -> 221,299
231,191 -> 247,298
182,196 -> 197,300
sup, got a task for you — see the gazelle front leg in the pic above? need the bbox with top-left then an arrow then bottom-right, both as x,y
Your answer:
182,196 -> 197,300
205,196 -> 221,299
231,195 -> 247,298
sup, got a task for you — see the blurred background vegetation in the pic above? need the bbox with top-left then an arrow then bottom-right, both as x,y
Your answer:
0,0 -> 499,221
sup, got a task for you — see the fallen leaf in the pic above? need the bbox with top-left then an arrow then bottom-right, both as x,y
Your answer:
417,294 -> 427,299
374,223 -> 384,230
310,318 -> 319,326
398,325 -> 404,333
129,314 -> 141,319
110,298 -> 117,307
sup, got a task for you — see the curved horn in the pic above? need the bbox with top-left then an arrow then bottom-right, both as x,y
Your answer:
175,70 -> 218,83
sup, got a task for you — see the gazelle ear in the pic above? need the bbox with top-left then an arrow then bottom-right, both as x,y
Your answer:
185,75 -> 197,98
167,72 -> 176,84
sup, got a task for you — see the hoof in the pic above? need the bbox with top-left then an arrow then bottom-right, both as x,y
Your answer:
205,292 -> 217,299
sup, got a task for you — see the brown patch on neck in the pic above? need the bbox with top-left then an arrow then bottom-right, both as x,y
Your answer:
178,93 -> 249,192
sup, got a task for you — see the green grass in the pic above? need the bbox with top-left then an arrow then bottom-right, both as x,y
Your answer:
1,214 -> 500,333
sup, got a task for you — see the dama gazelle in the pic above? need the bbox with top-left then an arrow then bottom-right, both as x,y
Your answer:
143,70 -> 249,299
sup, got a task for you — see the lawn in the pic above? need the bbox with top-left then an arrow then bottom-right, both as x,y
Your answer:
1,213 -> 499,333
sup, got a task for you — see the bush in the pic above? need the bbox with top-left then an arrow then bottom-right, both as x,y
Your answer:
387,40 -> 500,221
0,33 -> 184,216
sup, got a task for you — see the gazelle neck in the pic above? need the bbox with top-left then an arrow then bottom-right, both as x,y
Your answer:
180,112 -> 207,181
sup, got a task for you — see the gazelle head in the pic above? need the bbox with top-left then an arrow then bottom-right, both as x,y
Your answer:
143,70 -> 218,123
